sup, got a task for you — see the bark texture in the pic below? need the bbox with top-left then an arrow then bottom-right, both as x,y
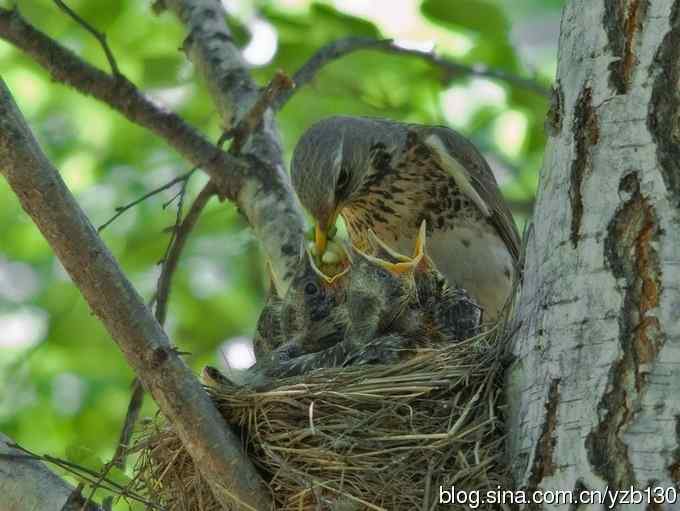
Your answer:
0,80 -> 270,511
507,0 -> 680,508
162,0 -> 306,294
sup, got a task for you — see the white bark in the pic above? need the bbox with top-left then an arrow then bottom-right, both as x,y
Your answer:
162,0 -> 306,295
508,0 -> 680,509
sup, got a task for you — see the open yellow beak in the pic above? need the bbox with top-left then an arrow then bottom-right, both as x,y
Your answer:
314,211 -> 339,256
367,220 -> 428,275
307,249 -> 350,285
413,220 -> 427,260
315,223 -> 328,255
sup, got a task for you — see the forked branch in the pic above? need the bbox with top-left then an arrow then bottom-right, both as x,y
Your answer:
0,80 -> 271,511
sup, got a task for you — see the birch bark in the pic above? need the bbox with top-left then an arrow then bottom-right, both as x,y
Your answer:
507,1 -> 680,509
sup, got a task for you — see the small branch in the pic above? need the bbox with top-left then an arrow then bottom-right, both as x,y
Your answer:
52,0 -> 120,76
98,170 -> 194,232
155,181 -> 217,325
112,378 -> 144,469
0,80 -> 270,511
275,37 -> 550,110
386,41 -> 551,97
4,442 -> 160,509
223,70 -> 295,153
0,433 -> 104,511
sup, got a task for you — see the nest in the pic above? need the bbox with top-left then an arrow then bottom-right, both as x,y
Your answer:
131,326 -> 510,511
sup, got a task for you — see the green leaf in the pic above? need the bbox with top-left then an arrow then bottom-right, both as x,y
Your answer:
141,56 -> 183,87
421,0 -> 510,36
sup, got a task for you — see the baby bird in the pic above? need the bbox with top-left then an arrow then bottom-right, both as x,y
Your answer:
251,247 -> 350,361
279,245 -> 351,354
370,221 -> 483,343
276,222 -> 483,372
251,268 -> 285,359
235,225 -> 482,390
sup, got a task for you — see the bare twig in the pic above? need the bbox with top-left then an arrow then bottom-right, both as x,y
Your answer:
0,433 -> 104,511
385,41 -> 550,97
222,70 -> 295,152
52,0 -> 120,76
155,181 -> 217,325
0,79 -> 271,511
275,37 -> 550,110
112,378 -> 145,469
2,442 -> 162,509
108,168 -> 196,471
97,170 -> 194,232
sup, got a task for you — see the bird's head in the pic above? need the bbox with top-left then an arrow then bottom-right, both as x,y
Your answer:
345,236 -> 422,335
280,245 -> 350,349
291,117 -> 378,255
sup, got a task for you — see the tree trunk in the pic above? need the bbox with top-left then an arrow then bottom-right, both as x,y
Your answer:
507,0 -> 680,507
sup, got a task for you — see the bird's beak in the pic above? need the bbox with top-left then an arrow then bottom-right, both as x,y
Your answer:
413,220 -> 427,260
315,223 -> 328,255
307,248 -> 350,285
367,221 -> 427,275
314,211 -> 339,256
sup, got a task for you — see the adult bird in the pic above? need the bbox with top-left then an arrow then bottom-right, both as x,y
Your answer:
291,116 -> 521,321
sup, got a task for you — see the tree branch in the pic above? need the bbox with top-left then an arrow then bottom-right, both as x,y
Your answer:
155,181 -> 217,325
0,5 -> 305,295
0,80 -> 271,511
275,36 -> 550,110
0,433 -> 103,511
52,0 -> 120,76
0,7 -> 245,200
161,0 -> 306,295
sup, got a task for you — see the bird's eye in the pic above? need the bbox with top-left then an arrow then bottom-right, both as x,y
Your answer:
336,166 -> 351,196
377,269 -> 390,280
304,281 -> 319,296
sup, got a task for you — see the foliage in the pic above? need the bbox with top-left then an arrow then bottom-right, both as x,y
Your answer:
0,0 -> 560,507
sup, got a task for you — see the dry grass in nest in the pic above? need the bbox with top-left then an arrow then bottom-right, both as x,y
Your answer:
132,330 -> 509,510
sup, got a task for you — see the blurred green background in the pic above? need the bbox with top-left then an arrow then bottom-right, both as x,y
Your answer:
0,0 -> 560,506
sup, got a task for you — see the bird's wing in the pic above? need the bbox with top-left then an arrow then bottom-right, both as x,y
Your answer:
418,126 -> 521,263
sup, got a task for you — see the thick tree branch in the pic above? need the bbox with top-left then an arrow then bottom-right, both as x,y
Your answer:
0,7 -> 244,200
275,36 -> 551,109
0,4 -> 305,294
0,433 -> 103,511
162,0 -> 306,295
0,80 -> 271,511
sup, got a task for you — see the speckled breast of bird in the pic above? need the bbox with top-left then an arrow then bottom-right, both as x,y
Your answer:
343,131 -> 490,257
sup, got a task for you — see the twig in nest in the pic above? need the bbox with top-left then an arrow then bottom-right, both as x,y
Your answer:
52,0 -> 120,76
219,69 -> 295,152
97,170 -> 194,232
